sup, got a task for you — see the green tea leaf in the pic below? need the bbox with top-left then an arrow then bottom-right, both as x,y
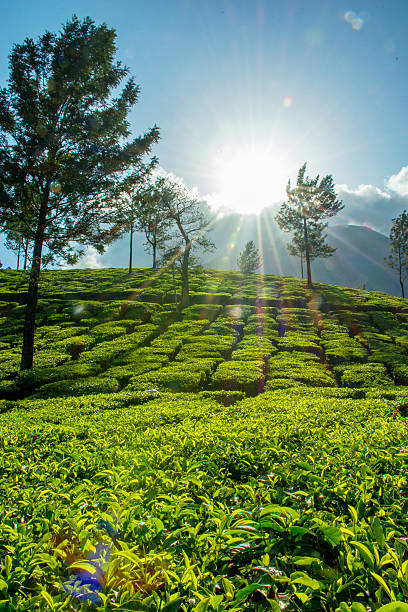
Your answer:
371,517 -> 386,547
370,572 -> 395,601
320,526 -> 342,546
376,604 -> 408,612
351,603 -> 368,612
40,591 -> 54,610
350,541 -> 375,569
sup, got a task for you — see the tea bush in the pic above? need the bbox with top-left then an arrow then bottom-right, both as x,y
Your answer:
2,268 -> 408,609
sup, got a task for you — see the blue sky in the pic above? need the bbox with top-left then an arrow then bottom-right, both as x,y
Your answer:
1,0 -> 408,266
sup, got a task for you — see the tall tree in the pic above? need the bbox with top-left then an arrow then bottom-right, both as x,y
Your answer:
386,210 -> 408,298
287,221 -> 335,279
132,177 -> 170,270
0,16 -> 159,369
276,163 -> 343,288
115,163 -> 157,274
237,240 -> 262,274
139,199 -> 171,270
147,176 -> 214,309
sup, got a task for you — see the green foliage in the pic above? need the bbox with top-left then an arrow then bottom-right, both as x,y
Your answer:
212,360 -> 265,394
386,210 -> 408,297
3,390 -> 408,609
237,240 -> 262,274
32,376 -> 120,399
276,163 -> 343,286
2,267 -> 408,609
335,363 -> 393,388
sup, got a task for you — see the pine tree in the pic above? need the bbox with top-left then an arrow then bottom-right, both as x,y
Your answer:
276,163 -> 343,287
287,221 -> 335,279
237,241 -> 262,274
386,210 -> 408,298
136,181 -> 172,270
115,164 -> 157,274
0,16 -> 159,369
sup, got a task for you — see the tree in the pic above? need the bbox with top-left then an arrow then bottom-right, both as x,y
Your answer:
147,176 -> 214,309
135,181 -> 171,270
237,240 -> 262,274
0,16 -> 159,369
4,222 -> 32,270
287,221 -> 335,279
115,163 -> 157,274
276,163 -> 343,288
386,210 -> 408,298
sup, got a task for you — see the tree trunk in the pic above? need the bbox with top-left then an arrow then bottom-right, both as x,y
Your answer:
128,221 -> 133,274
23,238 -> 29,270
20,201 -> 48,371
300,253 -> 304,279
399,247 -> 405,298
303,216 -> 312,288
17,239 -> 21,271
172,263 -> 177,304
180,244 -> 191,310
152,236 -> 157,269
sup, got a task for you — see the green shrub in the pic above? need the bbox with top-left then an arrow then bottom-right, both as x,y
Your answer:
16,362 -> 99,390
211,360 -> 265,395
190,291 -> 232,305
182,304 -> 223,321
31,376 -> 120,399
127,365 -> 206,393
277,332 -> 323,357
336,363 -> 393,388
197,390 -> 245,405
392,364 -> 408,385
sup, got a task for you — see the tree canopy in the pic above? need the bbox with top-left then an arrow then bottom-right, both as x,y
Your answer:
237,240 -> 262,274
0,16 -> 159,369
386,210 -> 408,298
276,163 -> 343,287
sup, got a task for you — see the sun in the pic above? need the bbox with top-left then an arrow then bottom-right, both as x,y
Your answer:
213,149 -> 290,214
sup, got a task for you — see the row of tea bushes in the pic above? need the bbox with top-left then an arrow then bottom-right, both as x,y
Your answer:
3,268 -> 408,400
267,352 -> 336,389
319,316 -> 368,365
2,389 -> 408,609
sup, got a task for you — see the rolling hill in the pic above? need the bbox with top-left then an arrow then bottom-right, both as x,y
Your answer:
74,209 -> 399,296
1,267 -> 408,610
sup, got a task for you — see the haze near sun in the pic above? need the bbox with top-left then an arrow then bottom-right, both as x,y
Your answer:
213,148 -> 290,215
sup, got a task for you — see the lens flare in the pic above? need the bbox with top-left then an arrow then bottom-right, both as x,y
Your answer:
344,10 -> 364,30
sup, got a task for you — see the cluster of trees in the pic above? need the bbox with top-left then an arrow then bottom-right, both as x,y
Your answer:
0,16 -> 214,371
118,174 -> 214,307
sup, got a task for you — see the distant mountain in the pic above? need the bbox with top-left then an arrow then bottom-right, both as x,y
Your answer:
202,209 -> 399,295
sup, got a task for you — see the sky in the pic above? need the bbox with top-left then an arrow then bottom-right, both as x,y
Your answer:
1,0 -> 408,267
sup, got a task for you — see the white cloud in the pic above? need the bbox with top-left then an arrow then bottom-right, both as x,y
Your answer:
387,166 -> 408,196
336,183 -> 391,201
334,169 -> 408,234
75,246 -> 104,269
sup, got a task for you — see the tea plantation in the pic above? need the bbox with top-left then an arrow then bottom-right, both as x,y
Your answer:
2,267 -> 408,611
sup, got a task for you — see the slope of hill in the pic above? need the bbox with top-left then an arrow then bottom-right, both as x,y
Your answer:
1,268 -> 408,609
204,211 -> 398,294
1,210 -> 398,294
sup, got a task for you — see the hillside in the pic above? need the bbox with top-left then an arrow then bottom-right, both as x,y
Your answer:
75,211 -> 399,295
204,212 -> 397,294
2,268 -> 408,610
